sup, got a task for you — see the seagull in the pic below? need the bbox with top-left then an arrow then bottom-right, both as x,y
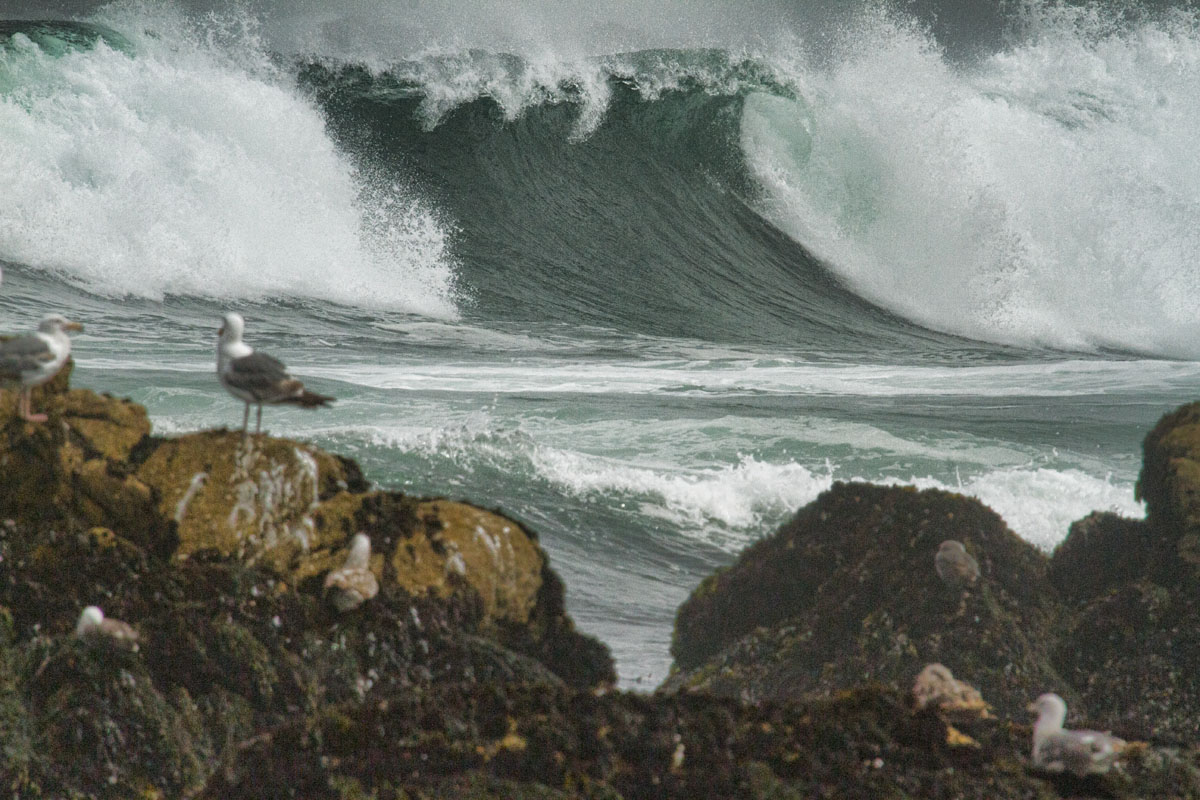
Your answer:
935,540 -> 980,589
1029,693 -> 1124,776
75,605 -> 140,651
0,314 -> 83,423
324,533 -> 379,612
216,312 -> 333,434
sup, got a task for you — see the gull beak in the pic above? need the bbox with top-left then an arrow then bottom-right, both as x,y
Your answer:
65,321 -> 84,333
1026,702 -> 1037,714
218,325 -> 225,336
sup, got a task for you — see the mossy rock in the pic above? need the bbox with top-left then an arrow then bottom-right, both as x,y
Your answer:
197,679 -> 1200,800
667,483 -> 1065,719
0,373 -> 164,547
1136,402 -> 1200,582
136,431 -> 359,571
62,387 -> 152,462
15,634 -> 208,799
307,492 -> 616,690
1055,580 -> 1200,741
1049,512 -> 1154,605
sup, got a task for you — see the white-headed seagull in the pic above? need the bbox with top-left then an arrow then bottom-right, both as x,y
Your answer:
0,314 -> 83,423
216,312 -> 333,435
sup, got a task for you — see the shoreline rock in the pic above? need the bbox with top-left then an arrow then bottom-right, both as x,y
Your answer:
3,372 -> 1200,798
663,482 -> 1069,721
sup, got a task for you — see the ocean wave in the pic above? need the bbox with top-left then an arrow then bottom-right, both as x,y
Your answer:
743,4 -> 1200,356
0,7 -> 460,315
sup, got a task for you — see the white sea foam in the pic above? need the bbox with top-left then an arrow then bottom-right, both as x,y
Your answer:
0,4 -> 458,315
906,467 -> 1141,552
742,6 -> 1200,356
300,355 -> 1200,398
253,401 -> 1145,555
526,444 -> 1142,553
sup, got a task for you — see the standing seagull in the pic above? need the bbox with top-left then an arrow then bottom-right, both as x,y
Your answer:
0,314 -> 83,423
216,312 -> 333,434
1029,693 -> 1124,776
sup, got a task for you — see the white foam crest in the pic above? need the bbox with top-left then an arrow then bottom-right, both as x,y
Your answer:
0,4 -> 458,315
904,467 -> 1143,552
373,46 -> 779,138
532,450 -> 830,541
532,447 -> 1141,553
743,7 -> 1200,356
385,48 -> 612,138
301,356 -> 1200,398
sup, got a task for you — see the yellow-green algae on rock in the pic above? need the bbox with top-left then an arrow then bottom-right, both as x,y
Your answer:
1137,401 -> 1200,573
136,431 -> 355,571
0,372 -> 565,638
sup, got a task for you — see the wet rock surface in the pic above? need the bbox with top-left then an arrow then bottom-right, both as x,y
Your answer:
3,375 -> 1200,797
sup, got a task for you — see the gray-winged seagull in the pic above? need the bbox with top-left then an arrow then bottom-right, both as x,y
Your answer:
1029,693 -> 1124,776
216,312 -> 333,434
0,314 -> 83,422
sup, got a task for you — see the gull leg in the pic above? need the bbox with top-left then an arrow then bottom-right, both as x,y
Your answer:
256,404 -> 263,435
20,388 -> 47,423
241,403 -> 250,434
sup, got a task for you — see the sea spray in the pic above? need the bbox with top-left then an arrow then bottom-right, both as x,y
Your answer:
0,6 -> 458,315
742,5 -> 1200,355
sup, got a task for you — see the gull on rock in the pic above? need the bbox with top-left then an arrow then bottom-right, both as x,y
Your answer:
216,312 -> 333,434
935,540 -> 980,589
75,605 -> 140,651
324,533 -> 379,612
1030,693 -> 1125,776
0,314 -> 83,422
911,663 -> 989,720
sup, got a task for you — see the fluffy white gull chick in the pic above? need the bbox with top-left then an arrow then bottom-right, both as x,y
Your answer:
0,314 -> 83,423
1029,693 -> 1124,776
324,533 -> 379,612
216,312 -> 333,434
75,605 -> 139,651
935,540 -> 980,589
912,663 -> 989,720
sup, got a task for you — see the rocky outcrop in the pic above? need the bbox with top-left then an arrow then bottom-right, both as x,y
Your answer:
664,483 -> 1068,720
664,402 -> 1200,751
0,373 -> 613,798
1040,405 -> 1200,741
198,682 -> 1200,800
6,371 -> 1200,798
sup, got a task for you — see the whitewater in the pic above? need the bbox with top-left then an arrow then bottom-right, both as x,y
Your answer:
1,0 -> 1197,686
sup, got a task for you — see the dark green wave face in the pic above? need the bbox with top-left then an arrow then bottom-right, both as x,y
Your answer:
0,20 -> 130,56
298,55 -> 1009,362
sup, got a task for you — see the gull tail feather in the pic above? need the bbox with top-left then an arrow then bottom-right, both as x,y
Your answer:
288,388 -> 335,408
